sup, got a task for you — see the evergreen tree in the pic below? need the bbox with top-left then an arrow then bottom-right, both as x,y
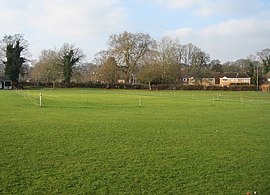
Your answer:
58,43 -> 85,85
1,34 -> 28,87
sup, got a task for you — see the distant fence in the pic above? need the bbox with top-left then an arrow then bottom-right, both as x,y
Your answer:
14,89 -> 40,105
14,89 -> 45,107
127,90 -> 270,104
12,88 -> 270,108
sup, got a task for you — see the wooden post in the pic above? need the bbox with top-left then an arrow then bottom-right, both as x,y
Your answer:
40,92 -> 42,107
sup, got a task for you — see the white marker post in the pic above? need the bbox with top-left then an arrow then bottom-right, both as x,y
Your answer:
39,92 -> 42,107
139,96 -> 142,107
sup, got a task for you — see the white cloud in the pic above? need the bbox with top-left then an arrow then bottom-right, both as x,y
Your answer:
1,0 -> 269,62
155,0 -> 204,9
155,0 -> 267,18
165,12 -> 270,62
27,0 -> 128,37
166,28 -> 193,39
195,0 -> 265,17
0,0 -> 129,60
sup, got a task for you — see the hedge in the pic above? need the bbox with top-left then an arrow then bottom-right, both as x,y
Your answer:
19,82 -> 257,91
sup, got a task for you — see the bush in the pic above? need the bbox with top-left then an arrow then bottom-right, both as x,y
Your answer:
205,85 -> 228,91
176,84 -> 204,90
228,85 -> 256,91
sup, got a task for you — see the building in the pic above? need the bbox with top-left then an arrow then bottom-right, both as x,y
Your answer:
180,74 -> 189,84
0,76 -> 12,90
263,71 -> 270,83
220,72 -> 250,86
262,71 -> 270,92
200,72 -> 221,86
184,72 -> 221,86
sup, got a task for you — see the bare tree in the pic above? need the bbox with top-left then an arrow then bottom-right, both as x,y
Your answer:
75,63 -> 97,83
210,59 -> 222,72
180,43 -> 203,79
155,37 -> 182,84
182,44 -> 199,66
222,61 -> 242,72
138,62 -> 161,90
108,31 -> 155,83
93,50 -> 110,67
31,49 -> 62,88
257,48 -> 270,74
189,50 -> 210,85
98,57 -> 120,87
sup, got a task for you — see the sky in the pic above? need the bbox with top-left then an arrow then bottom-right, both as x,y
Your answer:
0,0 -> 270,63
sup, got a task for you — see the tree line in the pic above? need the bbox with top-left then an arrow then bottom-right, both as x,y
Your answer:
1,32 -> 270,89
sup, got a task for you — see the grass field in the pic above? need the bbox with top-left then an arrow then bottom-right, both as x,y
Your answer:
0,89 -> 270,194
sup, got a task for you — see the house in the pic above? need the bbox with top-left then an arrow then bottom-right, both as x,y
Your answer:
0,76 -> 12,90
220,72 -> 250,86
185,72 -> 221,86
201,72 -> 221,86
180,74 -> 189,84
262,71 -> 270,92
117,79 -> 125,84
263,71 -> 270,84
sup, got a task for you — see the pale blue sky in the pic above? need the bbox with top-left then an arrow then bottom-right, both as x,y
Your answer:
1,0 -> 270,63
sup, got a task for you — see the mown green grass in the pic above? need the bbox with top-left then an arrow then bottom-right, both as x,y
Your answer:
0,89 -> 270,194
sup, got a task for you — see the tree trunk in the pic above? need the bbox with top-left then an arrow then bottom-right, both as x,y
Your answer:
12,81 -> 19,89
148,82 -> 152,90
52,81 -> 56,89
125,72 -> 130,84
